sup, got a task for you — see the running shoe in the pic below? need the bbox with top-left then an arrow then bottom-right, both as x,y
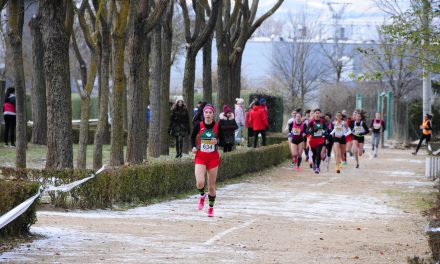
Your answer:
374,154 -> 377,158
412,152 -> 417,156
198,194 -> 206,210
207,207 -> 214,217
355,164 -> 359,169
336,168 -> 340,173
342,161 -> 347,165
296,166 -> 300,172
315,167 -> 320,174
310,163 -> 313,169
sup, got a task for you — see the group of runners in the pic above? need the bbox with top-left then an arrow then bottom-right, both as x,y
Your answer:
190,103 -> 387,217
286,108 -> 385,174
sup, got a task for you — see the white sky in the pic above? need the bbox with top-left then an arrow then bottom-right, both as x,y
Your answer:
258,0 -> 411,25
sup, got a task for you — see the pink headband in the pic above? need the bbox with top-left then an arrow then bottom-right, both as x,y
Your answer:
203,104 -> 215,114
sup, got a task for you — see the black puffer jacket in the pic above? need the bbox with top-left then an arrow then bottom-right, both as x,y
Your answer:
169,107 -> 190,137
218,112 -> 238,146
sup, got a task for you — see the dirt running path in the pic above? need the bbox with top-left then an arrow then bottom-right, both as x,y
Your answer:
1,147 -> 434,263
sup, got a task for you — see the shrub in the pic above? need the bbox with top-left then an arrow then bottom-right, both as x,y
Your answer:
0,143 -> 289,209
0,181 -> 40,239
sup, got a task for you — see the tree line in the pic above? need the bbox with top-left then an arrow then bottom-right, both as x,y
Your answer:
3,0 -> 284,170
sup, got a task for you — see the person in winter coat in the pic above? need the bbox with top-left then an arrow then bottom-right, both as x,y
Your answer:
234,98 -> 245,145
192,102 -> 207,127
169,98 -> 191,158
219,105 -> 239,153
249,101 -> 268,148
3,87 -> 16,147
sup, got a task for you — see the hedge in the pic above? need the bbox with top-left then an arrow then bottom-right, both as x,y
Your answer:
0,142 -> 290,209
0,181 -> 40,239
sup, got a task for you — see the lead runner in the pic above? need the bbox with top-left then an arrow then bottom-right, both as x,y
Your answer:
191,104 -> 223,217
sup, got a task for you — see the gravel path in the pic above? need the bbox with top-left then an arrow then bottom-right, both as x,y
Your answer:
1,147 -> 433,263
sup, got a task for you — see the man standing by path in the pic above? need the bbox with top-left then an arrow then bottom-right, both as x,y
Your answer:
249,101 -> 268,148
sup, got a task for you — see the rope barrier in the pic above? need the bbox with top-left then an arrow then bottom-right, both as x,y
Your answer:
0,165 -> 106,230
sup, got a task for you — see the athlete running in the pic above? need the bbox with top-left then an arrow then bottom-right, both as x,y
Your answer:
191,104 -> 223,217
306,109 -> 326,174
412,113 -> 433,155
285,110 -> 297,165
370,112 -> 386,158
350,112 -> 369,168
344,110 -> 356,164
330,112 -> 351,173
324,112 -> 334,171
288,112 -> 307,171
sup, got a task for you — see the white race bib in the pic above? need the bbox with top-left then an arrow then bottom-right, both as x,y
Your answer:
335,127 -> 343,138
200,139 -> 215,153
314,129 -> 323,137
293,128 -> 301,136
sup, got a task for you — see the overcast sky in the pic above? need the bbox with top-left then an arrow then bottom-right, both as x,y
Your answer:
258,0 -> 410,25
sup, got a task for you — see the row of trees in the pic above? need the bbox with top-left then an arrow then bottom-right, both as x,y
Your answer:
3,0 -> 284,170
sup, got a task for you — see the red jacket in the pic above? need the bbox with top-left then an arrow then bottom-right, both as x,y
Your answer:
249,106 -> 268,131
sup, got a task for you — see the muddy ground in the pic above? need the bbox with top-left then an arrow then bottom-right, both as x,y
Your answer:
0,147 -> 435,263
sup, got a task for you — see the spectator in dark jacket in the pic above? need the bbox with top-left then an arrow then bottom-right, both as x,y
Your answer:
192,102 -> 207,127
169,98 -> 191,158
249,101 -> 268,148
218,105 -> 238,153
3,87 -> 16,147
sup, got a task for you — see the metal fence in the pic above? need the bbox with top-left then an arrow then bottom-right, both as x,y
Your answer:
426,155 -> 440,180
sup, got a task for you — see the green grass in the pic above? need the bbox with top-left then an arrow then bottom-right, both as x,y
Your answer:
385,189 -> 437,212
1,144 -> 116,169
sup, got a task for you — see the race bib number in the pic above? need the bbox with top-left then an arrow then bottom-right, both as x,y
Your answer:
335,127 -> 343,137
293,128 -> 301,136
354,126 -> 364,134
200,139 -> 215,153
373,123 -> 381,129
314,129 -> 323,137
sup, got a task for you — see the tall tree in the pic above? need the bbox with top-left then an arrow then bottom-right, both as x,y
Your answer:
73,0 -> 101,169
93,0 -> 113,169
127,0 -> 167,163
159,0 -> 174,155
149,22 -> 163,158
7,0 -> 26,168
109,0 -> 130,166
29,12 -> 47,145
202,5 -> 213,103
270,13 -> 324,110
179,0 -> 221,121
216,0 -> 284,108
40,0 -> 73,169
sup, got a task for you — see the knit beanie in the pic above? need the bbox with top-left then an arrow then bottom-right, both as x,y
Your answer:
223,105 -> 233,114
203,104 -> 216,114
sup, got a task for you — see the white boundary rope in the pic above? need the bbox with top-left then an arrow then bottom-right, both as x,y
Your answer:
0,165 -> 106,230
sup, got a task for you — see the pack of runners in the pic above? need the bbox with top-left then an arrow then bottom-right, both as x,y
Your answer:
285,108 -> 385,174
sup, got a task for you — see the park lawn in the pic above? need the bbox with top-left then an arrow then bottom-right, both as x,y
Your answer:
1,144 -> 113,169
0,143 -> 185,169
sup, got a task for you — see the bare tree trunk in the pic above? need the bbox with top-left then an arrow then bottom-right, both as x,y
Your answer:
29,15 -> 47,145
93,19 -> 111,169
126,1 -> 148,164
40,0 -> 73,169
8,0 -> 26,168
77,96 -> 90,168
160,3 -> 173,156
142,36 -> 151,160
148,24 -> 162,158
203,36 -> 213,103
230,54 -> 242,107
216,38 -> 230,108
109,2 -> 130,166
109,34 -> 126,166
